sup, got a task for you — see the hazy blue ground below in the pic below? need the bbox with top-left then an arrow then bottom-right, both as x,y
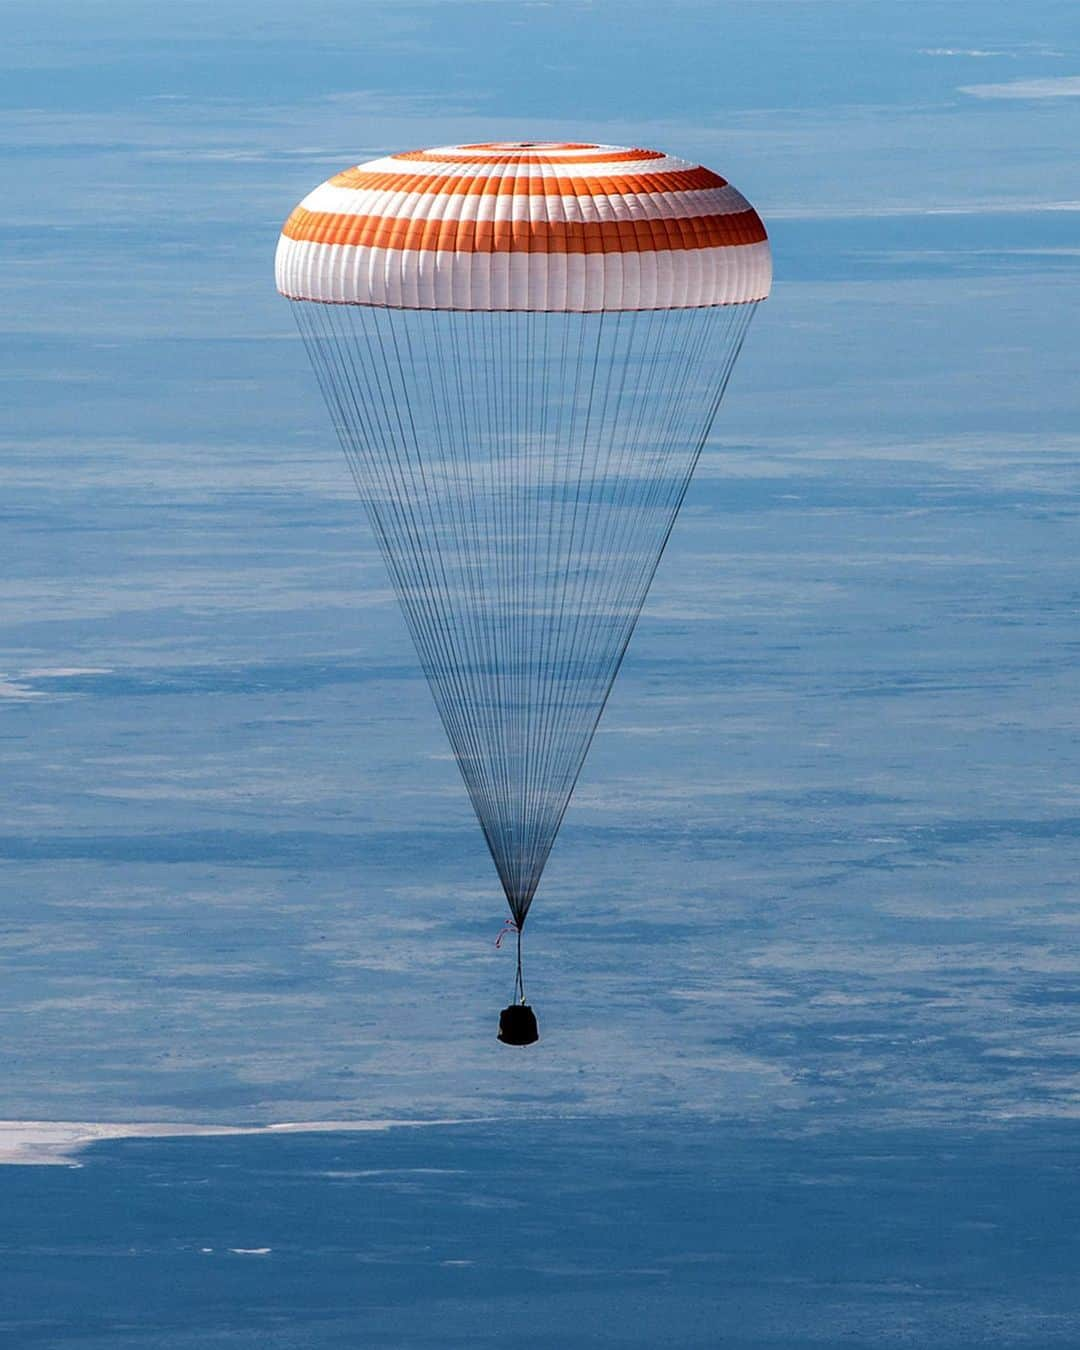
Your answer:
6,1120 -> 1080,1349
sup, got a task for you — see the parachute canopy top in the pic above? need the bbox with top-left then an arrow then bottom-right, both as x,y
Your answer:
275,140 -> 771,312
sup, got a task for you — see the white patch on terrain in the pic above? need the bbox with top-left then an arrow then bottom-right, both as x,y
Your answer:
0,678 -> 45,700
962,75 -> 1080,99
0,1119 -> 475,1166
22,668 -> 112,678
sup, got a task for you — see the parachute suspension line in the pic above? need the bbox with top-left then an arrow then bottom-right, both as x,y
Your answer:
515,924 -> 525,1006
513,301 -> 757,908
297,300 -> 512,883
291,298 -> 757,928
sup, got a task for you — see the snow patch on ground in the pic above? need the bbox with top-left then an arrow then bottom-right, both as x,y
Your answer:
0,1119 -> 473,1166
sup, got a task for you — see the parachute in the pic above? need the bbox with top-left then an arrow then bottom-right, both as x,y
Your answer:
277,141 -> 770,1038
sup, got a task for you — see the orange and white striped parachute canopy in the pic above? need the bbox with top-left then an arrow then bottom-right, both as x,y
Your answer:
275,140 -> 771,312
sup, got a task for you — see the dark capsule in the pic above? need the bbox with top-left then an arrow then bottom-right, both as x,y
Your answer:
498,1003 -> 539,1046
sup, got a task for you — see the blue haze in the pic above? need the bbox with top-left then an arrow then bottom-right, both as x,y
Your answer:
2,1 -> 1080,1344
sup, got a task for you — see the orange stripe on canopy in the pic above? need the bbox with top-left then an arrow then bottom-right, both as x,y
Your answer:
326,166 -> 730,197
394,147 -> 666,166
282,206 -> 767,254
461,141 -> 599,151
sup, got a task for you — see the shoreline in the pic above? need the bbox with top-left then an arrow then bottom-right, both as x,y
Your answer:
0,1118 -> 476,1167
